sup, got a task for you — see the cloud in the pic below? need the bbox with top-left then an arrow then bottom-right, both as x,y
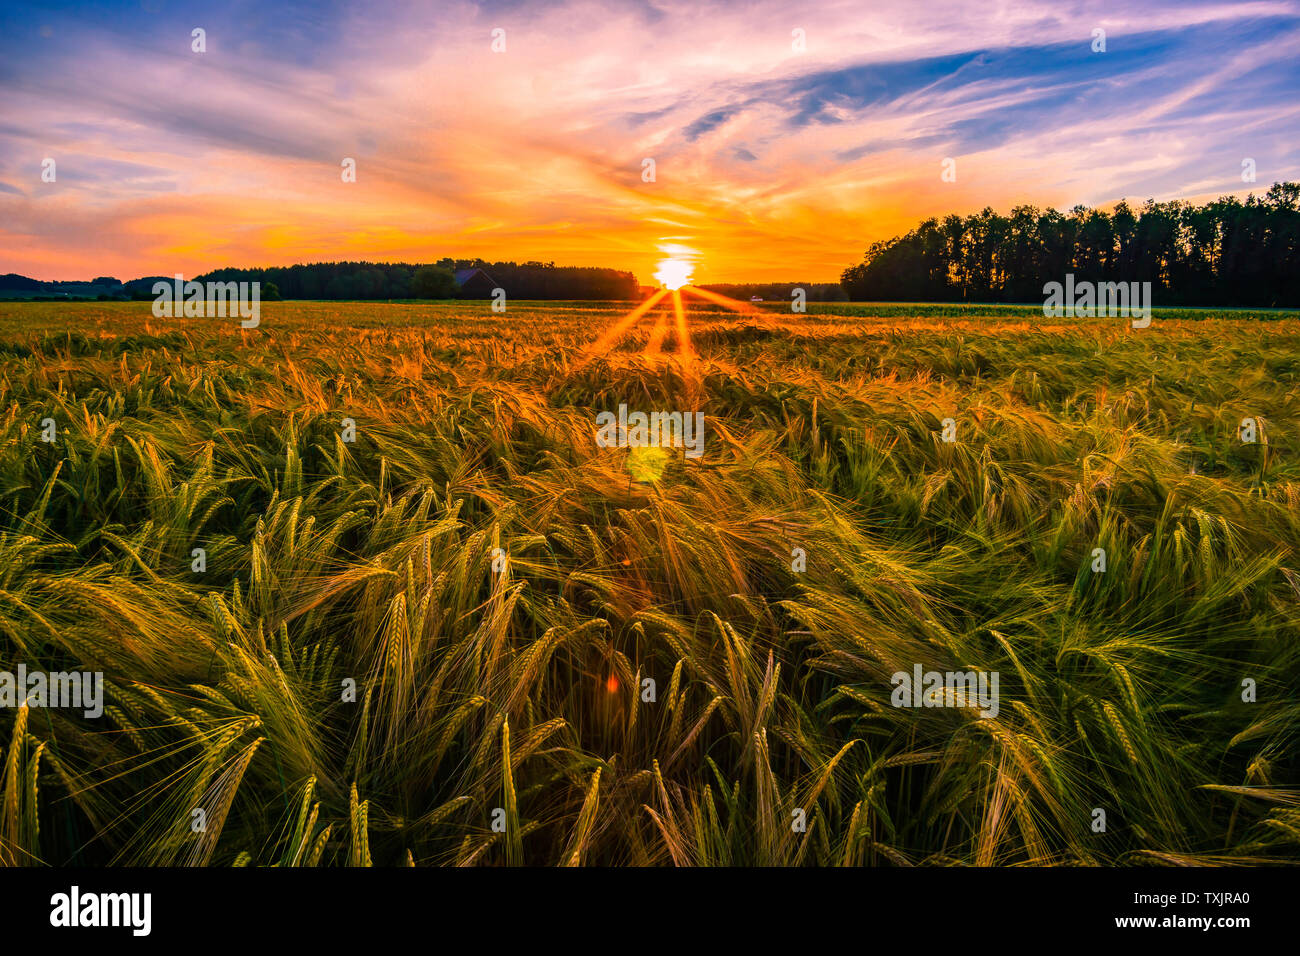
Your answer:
1,0 -> 1297,281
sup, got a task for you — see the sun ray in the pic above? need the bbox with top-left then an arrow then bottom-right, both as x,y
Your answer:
576,287 -> 669,367
670,288 -> 701,405
671,288 -> 692,363
644,302 -> 669,358
682,285 -> 761,314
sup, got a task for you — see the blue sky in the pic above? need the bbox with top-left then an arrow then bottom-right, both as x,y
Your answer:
2,0 -> 1297,280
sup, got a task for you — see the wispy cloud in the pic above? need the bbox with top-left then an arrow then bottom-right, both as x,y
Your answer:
1,0 -> 1297,281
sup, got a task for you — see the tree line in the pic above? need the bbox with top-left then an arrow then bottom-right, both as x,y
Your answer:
698,282 -> 848,302
841,182 -> 1300,307
194,259 -> 639,300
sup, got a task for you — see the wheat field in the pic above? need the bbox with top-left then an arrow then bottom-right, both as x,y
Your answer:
0,299 -> 1297,866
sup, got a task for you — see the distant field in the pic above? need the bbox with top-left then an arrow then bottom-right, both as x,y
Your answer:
1,299 -> 1297,866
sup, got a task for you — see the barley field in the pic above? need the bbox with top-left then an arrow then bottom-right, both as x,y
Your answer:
1,299 -> 1297,866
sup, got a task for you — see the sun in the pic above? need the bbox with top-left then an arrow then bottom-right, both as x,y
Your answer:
575,237 -> 763,386
654,256 -> 694,290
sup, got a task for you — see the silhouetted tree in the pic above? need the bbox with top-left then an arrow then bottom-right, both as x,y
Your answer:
842,182 -> 1300,306
411,265 -> 458,299
188,259 -> 639,300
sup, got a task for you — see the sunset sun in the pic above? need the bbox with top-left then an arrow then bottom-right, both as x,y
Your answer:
654,256 -> 695,290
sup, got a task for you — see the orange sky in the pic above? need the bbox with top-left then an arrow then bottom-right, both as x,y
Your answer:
2,0 -> 1297,284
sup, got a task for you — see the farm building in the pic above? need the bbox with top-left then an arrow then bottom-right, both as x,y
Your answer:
453,267 -> 500,299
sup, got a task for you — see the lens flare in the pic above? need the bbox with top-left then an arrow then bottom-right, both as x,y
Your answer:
577,238 -> 760,387
654,256 -> 695,290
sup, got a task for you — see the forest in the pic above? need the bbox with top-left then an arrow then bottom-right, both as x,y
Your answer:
842,182 -> 1300,307
193,259 -> 639,300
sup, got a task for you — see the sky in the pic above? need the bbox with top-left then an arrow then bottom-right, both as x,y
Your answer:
2,0 -> 1298,284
